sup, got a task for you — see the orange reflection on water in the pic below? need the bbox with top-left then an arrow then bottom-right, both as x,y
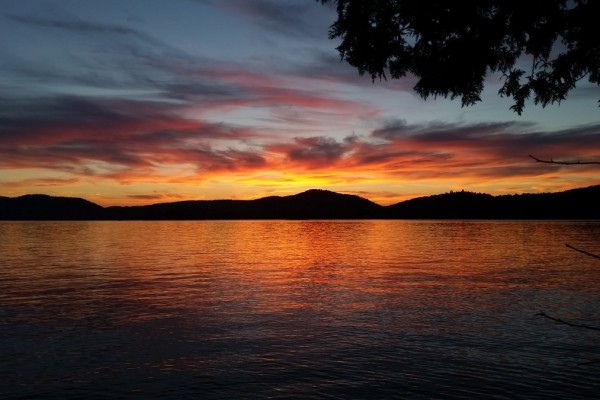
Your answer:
2,220 -> 600,326
3,220 -> 600,399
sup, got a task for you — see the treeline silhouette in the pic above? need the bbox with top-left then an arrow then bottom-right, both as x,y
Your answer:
1,186 -> 599,220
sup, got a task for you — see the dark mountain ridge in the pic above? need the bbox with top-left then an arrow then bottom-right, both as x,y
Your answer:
387,186 -> 600,219
1,186 -> 599,220
104,189 -> 383,220
0,194 -> 104,220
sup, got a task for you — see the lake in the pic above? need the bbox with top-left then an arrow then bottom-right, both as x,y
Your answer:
1,220 -> 600,399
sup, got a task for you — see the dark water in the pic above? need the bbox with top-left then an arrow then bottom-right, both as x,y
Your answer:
1,220 -> 600,399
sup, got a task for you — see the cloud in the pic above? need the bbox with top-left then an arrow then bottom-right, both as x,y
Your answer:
194,0 -> 322,39
286,136 -> 348,165
6,13 -> 173,49
2,86 -> 598,187
257,120 -> 600,185
3,12 -> 216,101
358,120 -> 600,183
372,120 -> 600,161
126,193 -> 188,202
1,177 -> 80,189
0,95 -> 269,178
2,7 -> 381,131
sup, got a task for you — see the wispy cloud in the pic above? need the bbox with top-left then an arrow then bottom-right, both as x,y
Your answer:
1,177 -> 80,189
0,96 -> 265,176
6,14 -> 166,46
372,120 -> 600,161
193,0 -> 322,39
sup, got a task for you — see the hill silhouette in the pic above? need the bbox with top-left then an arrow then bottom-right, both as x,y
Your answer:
1,186 -> 599,220
104,189 -> 382,220
386,186 -> 600,219
0,194 -> 104,220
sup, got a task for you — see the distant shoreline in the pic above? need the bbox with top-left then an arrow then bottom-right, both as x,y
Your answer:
2,185 -> 600,220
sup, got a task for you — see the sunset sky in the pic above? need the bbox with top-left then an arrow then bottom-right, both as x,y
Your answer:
1,0 -> 599,206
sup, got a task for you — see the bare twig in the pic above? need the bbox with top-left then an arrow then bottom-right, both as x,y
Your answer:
566,243 -> 600,260
529,154 -> 600,165
537,311 -> 600,331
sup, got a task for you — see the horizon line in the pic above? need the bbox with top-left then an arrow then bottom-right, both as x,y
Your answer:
4,184 -> 599,209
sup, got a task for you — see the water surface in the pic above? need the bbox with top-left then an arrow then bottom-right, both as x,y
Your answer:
1,220 -> 600,399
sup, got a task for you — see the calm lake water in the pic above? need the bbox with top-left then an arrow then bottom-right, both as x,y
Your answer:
1,220 -> 600,399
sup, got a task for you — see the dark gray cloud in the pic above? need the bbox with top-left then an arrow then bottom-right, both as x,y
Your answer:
372,119 -> 600,152
0,96 -> 174,142
191,147 -> 266,171
288,136 -> 347,162
372,120 -> 534,141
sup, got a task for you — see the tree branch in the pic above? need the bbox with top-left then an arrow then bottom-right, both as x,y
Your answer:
537,311 -> 600,331
529,155 -> 600,165
566,243 -> 600,260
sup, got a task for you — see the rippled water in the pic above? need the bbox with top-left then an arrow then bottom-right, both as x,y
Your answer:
1,220 -> 600,399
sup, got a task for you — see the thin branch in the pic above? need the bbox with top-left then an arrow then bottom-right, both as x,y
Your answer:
537,311 -> 600,331
566,243 -> 600,260
529,154 -> 600,165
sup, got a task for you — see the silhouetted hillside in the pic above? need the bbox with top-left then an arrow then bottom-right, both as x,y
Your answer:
385,191 -> 496,219
104,189 -> 383,220
0,194 -> 104,220
493,186 -> 600,219
1,186 -> 599,220
385,185 -> 600,219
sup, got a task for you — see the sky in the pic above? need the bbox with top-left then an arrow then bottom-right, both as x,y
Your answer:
1,0 -> 599,206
